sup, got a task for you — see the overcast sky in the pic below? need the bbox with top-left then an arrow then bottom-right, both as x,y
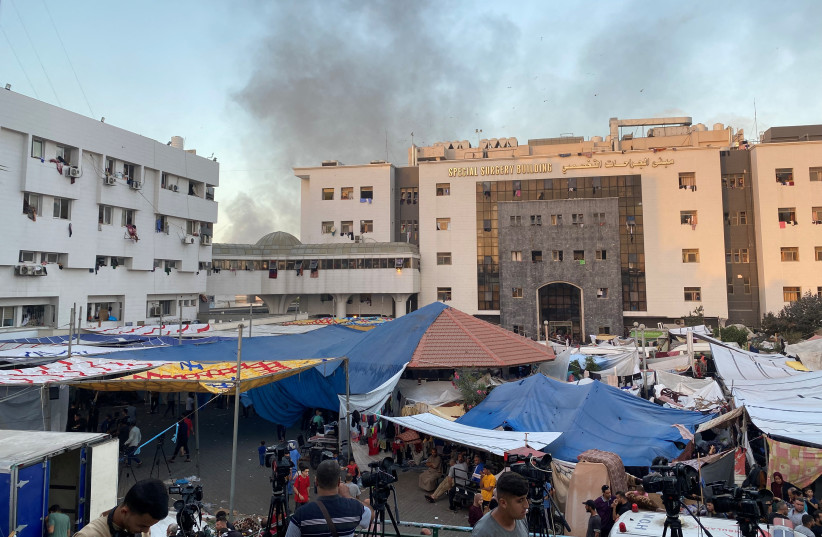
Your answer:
2,0 -> 821,243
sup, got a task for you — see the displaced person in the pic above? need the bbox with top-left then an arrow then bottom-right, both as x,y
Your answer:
790,498 -> 808,527
293,464 -> 311,509
124,422 -> 142,466
472,472 -> 528,537
47,505 -> 71,537
74,479 -> 168,537
796,515 -> 817,537
613,491 -> 632,519
418,448 -> 442,492
594,485 -> 614,535
768,501 -> 790,524
583,500 -> 601,537
480,466 -> 496,508
469,493 -> 484,527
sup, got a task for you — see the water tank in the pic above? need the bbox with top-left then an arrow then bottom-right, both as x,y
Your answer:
713,123 -> 725,131
170,136 -> 184,150
508,137 -> 518,146
591,136 -> 603,143
461,140 -> 471,148
694,123 -> 707,132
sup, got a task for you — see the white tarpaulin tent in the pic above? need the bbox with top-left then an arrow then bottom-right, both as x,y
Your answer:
669,325 -> 712,337
0,344 -> 132,358
570,349 -> 640,377
654,370 -> 725,411
396,378 -> 462,407
786,337 -> 822,371
740,399 -> 822,447
381,412 -> 562,456
729,370 -> 822,403
701,335 -> 802,381
336,366 -> 406,415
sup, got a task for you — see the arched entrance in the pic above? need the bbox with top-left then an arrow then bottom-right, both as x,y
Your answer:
538,282 -> 583,342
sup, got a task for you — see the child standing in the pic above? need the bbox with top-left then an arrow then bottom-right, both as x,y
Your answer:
293,464 -> 311,509
258,440 -> 267,467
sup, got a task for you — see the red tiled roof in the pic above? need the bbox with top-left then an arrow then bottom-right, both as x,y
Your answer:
408,307 -> 555,369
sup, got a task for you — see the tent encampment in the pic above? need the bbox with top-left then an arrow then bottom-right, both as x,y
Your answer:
457,373 -> 711,466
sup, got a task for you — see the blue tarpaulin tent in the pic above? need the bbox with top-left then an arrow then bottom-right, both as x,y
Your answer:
86,302 -> 448,425
457,373 -> 712,466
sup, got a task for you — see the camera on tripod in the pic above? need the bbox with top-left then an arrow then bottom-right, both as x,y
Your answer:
168,483 -> 204,537
264,445 -> 294,494
708,483 -> 773,520
642,458 -> 700,501
509,453 -> 552,486
361,458 -> 398,489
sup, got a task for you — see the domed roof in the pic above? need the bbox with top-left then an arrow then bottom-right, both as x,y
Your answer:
255,231 -> 302,248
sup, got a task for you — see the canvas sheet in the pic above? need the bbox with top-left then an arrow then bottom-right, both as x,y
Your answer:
539,347 -> 574,380
337,366 -> 407,415
84,323 -> 212,335
699,335 -> 801,381
767,437 -> 822,489
0,357 -> 165,384
380,413 -> 562,456
729,370 -> 822,403
570,349 -> 639,377
646,354 -> 691,372
785,338 -> 822,371
0,344 -> 133,358
669,325 -> 712,337
77,359 -> 327,394
396,378 -> 462,406
744,399 -> 822,447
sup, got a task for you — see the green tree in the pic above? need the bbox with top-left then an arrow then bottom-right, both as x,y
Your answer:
568,356 -> 601,379
761,292 -> 822,339
452,369 -> 490,411
683,306 -> 705,327
717,325 -> 749,348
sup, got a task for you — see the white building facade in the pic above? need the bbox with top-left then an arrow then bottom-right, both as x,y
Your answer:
0,90 -> 219,334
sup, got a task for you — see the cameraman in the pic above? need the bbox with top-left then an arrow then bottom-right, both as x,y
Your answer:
285,460 -> 371,537
472,472 -> 529,537
75,479 -> 169,537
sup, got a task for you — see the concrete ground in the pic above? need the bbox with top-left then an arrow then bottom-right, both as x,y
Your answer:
111,400 -> 473,534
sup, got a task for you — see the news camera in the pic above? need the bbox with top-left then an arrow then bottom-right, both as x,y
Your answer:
168,483 -> 204,537
708,483 -> 773,521
264,444 -> 294,494
508,453 -> 569,537
641,458 -> 700,503
509,453 -> 552,488
361,458 -> 398,509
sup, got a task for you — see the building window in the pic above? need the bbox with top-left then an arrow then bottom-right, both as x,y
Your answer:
511,250 -> 522,262
597,326 -> 611,335
723,174 -> 746,189
775,168 -> 794,185
780,247 -> 799,262
810,167 -> 822,182
744,276 -> 751,294
738,211 -> 748,225
684,287 -> 702,302
437,287 -> 452,302
530,215 -> 542,226
679,172 -> 696,190
98,205 -> 112,225
680,210 -> 698,225
573,250 -> 585,261
322,188 -> 334,200
341,221 -> 353,234
510,215 -> 522,226
122,162 -> 135,180
437,252 -> 452,265
483,219 -> 492,232
815,246 -> 822,261
682,249 -> 700,263
23,192 -> 42,216
512,287 -> 523,298
512,180 -> 521,196
597,288 -> 609,298
595,249 -> 607,260
727,276 -> 734,295
552,250 -> 563,262
19,251 -> 37,263
726,248 -> 750,263
436,218 -> 450,231
121,209 -> 135,227
532,250 -> 543,262
31,138 -> 44,159
594,212 -> 606,225
571,213 -> 584,225
1,306 -> 14,327
778,207 -> 796,224
818,287 -> 822,299
783,286 -> 801,302
813,207 -> 822,224
360,220 -> 373,233
341,187 -> 353,200
321,221 -> 334,234
512,325 -> 526,337
360,186 -> 373,200
185,220 -> 197,235
436,183 -> 450,196
550,214 -> 562,226
53,197 -> 71,220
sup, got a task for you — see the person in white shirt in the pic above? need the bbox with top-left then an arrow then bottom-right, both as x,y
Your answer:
124,422 -> 142,466
794,514 -> 816,537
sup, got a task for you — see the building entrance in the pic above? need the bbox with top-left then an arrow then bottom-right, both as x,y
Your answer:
538,282 -> 583,342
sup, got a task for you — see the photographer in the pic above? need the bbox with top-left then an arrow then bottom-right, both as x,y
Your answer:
75,479 -> 169,537
472,472 -> 529,537
285,460 -> 371,537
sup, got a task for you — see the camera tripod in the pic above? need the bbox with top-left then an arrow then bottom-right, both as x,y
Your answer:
366,486 -> 401,537
661,497 -> 684,537
150,436 -> 171,479
264,489 -> 290,537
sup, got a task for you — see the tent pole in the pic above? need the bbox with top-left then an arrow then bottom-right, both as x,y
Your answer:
228,324 -> 244,523
195,400 -> 201,474
178,298 -> 183,344
68,303 -> 75,358
344,358 -> 350,463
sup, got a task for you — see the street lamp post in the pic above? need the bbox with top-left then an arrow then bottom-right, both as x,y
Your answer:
634,322 -> 647,397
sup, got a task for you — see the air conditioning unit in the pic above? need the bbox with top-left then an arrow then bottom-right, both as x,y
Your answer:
182,236 -> 195,244
15,265 -> 31,276
149,306 -> 162,317
104,175 -> 116,186
64,166 -> 80,178
14,265 -> 46,276
201,235 -> 212,245
130,180 -> 142,190
171,185 -> 179,192
354,235 -> 362,243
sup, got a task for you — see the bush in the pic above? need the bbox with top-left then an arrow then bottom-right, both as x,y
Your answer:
568,356 -> 601,379
761,292 -> 822,339
717,325 -> 749,348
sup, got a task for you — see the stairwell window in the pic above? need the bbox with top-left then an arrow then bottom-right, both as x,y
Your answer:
684,287 -> 702,302
783,286 -> 801,302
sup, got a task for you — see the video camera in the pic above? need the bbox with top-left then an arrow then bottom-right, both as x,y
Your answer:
509,453 -> 552,485
708,483 -> 773,521
642,458 -> 700,503
168,483 -> 204,537
264,445 -> 293,494
361,457 -> 398,489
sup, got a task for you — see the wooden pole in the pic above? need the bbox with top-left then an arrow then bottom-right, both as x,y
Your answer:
228,324 -> 244,522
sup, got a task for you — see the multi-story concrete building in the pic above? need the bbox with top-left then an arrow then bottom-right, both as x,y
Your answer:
0,90 -> 219,334
290,116 -> 822,339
